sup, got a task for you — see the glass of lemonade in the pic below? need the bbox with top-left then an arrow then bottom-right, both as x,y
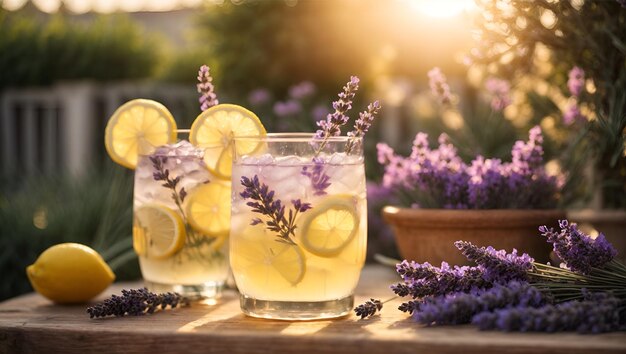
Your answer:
230,133 -> 367,320
132,132 -> 231,300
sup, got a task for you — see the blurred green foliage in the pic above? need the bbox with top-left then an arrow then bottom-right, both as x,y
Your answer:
0,163 -> 138,301
195,0 -> 369,95
0,9 -> 162,89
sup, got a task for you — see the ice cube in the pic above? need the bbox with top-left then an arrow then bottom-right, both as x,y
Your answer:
247,153 -> 275,166
261,157 -> 302,182
323,154 -> 366,195
180,157 -> 204,174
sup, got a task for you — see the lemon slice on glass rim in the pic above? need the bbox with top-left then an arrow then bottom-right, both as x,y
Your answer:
105,99 -> 177,169
298,194 -> 359,257
189,104 -> 266,180
133,204 -> 186,259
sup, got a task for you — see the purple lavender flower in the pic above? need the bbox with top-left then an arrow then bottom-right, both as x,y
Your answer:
567,66 -> 585,98
472,291 -> 621,333
396,260 -> 444,283
288,81 -> 316,100
240,175 -> 311,244
378,126 -> 559,210
539,220 -> 617,274
248,88 -> 271,106
485,78 -> 512,111
311,104 -> 331,122
354,298 -> 383,319
392,261 -> 491,302
428,67 -> 452,105
376,143 -> 395,165
150,155 -> 187,207
454,241 -> 533,283
398,300 -> 421,314
511,125 -> 543,170
301,157 -> 331,196
409,132 -> 429,160
273,100 -> 302,117
291,199 -> 313,213
197,65 -> 218,111
87,288 -> 186,318
503,126 -> 559,209
414,281 -> 546,326
376,143 -> 411,190
466,156 -> 505,208
346,100 -> 382,153
366,181 -> 393,203
563,101 -> 585,125
314,76 -> 360,140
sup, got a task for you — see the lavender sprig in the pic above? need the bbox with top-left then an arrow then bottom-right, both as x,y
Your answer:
240,175 -> 311,244
454,241 -> 533,283
428,67 -> 452,105
539,220 -> 617,274
472,291 -> 622,333
313,76 -> 359,154
392,261 -> 491,312
315,76 -> 359,139
354,298 -> 383,319
346,100 -> 382,154
356,220 -> 626,333
301,157 -> 331,196
87,288 -> 187,318
414,281 -> 546,326
151,156 -> 187,209
197,65 -> 219,111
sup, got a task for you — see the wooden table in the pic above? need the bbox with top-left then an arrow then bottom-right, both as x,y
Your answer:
1,266 -> 625,354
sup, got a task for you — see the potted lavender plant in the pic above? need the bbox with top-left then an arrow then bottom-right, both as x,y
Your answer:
470,1 -> 626,260
378,125 -> 564,265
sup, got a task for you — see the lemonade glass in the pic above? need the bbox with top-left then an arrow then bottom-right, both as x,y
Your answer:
230,133 -> 367,320
133,131 -> 230,300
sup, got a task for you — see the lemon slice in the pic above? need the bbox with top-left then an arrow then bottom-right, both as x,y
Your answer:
189,104 -> 266,179
185,181 -> 231,237
231,225 -> 306,286
134,204 -> 186,259
205,234 -> 228,254
132,222 -> 147,257
105,99 -> 177,169
298,194 -> 359,257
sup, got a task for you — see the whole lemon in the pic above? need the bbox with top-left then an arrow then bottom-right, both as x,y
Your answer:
26,243 -> 115,304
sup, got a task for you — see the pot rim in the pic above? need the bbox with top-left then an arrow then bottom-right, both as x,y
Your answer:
382,205 -> 566,229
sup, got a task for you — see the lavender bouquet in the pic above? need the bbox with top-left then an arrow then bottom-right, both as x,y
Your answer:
356,220 -> 626,333
377,126 -> 560,209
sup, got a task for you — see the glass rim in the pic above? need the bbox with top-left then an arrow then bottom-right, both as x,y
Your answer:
234,132 -> 360,143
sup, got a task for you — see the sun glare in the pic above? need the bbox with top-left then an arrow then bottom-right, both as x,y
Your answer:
407,0 -> 475,19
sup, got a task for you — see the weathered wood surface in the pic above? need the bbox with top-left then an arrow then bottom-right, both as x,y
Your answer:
1,266 -> 625,354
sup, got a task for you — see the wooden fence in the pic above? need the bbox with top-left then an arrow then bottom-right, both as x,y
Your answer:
0,82 -> 198,177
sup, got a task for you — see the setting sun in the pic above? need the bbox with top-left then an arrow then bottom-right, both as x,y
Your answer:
406,0 -> 475,18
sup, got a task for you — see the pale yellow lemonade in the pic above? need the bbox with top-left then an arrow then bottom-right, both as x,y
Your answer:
230,144 -> 367,318
132,141 -> 231,298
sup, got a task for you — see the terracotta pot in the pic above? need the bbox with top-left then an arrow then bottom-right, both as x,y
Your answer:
382,207 -> 566,265
568,209 -> 626,263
